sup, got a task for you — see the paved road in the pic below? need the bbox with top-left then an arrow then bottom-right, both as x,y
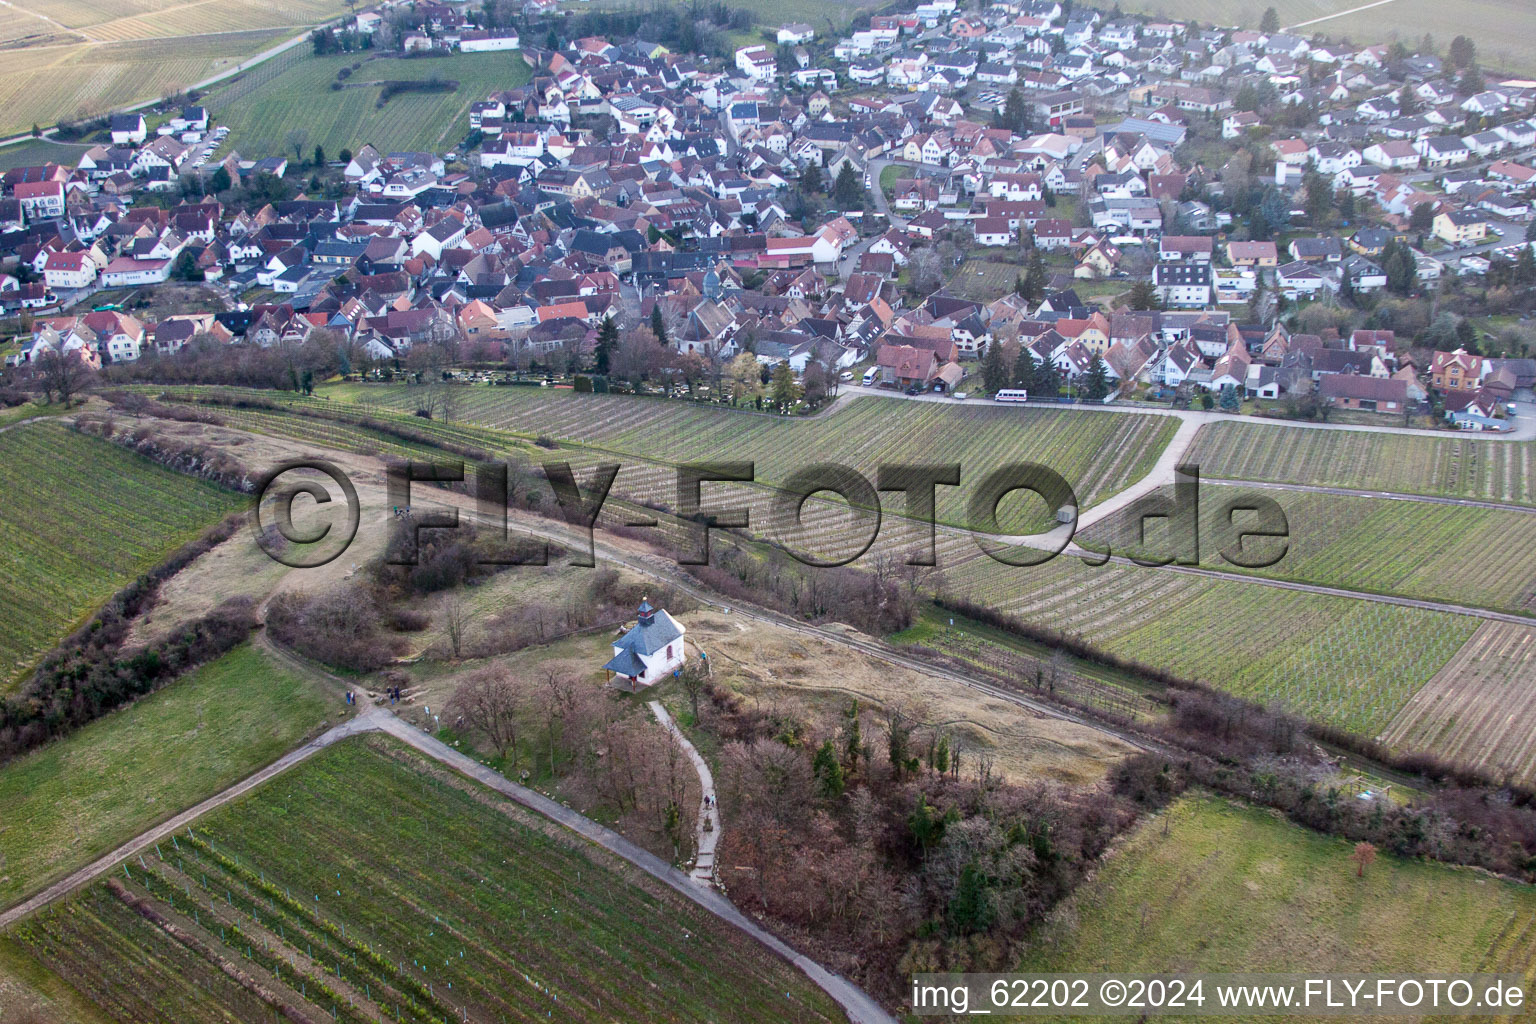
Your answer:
650,700 -> 721,886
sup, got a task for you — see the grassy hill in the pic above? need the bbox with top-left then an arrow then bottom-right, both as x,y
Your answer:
0,422 -> 246,690
1023,794 -> 1536,999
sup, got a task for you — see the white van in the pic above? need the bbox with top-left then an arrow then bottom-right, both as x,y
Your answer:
861,367 -> 879,386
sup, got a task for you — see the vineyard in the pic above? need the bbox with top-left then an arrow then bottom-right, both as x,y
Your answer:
942,553 -> 1479,735
1186,420 -> 1536,506
1081,483 -> 1536,615
1383,621 -> 1536,784
5,737 -> 844,1024
0,646 -> 328,910
316,383 -> 1180,530
1020,795 -> 1536,989
0,423 -> 245,691
205,50 -> 534,159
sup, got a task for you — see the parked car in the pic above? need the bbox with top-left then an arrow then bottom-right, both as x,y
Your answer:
904,385 -> 922,395
952,391 -> 968,400
839,370 -> 854,381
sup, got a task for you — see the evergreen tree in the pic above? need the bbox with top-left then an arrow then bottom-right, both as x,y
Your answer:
1018,245 -> 1047,302
1128,278 -> 1160,310
314,144 -> 326,168
948,862 -> 995,934
1081,353 -> 1111,400
1000,87 -> 1027,132
799,161 -> 824,194
650,304 -> 668,345
769,361 -> 800,410
842,700 -> 862,771
1449,35 -> 1476,68
210,165 -> 232,193
1012,347 -> 1036,391
1219,382 -> 1240,411
1409,201 -> 1435,234
595,316 -> 619,374
1456,316 -> 1479,352
1259,6 -> 1280,33
981,340 -> 1009,392
833,162 -> 864,208
1337,188 -> 1356,222
1034,357 -> 1060,397
812,740 -> 844,798
1516,244 -> 1536,285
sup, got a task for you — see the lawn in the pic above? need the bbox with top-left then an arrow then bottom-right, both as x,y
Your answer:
4,736 -> 846,1024
205,49 -> 534,159
1081,483 -> 1536,615
0,422 -> 247,690
1186,419 -> 1536,506
0,645 -> 331,911
951,259 -> 1024,303
1022,794 -> 1536,995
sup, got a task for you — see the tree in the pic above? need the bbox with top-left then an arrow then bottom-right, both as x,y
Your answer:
1011,347 -> 1036,392
1337,188 -> 1356,222
948,861 -> 994,934
1409,201 -> 1435,235
313,144 -> 326,168
726,352 -> 763,407
171,249 -> 200,282
1128,278 -> 1160,310
594,315 -> 619,374
285,128 -> 308,164
833,161 -> 864,208
1219,382 -> 1240,411
445,665 -> 523,762
981,340 -> 1009,392
1000,87 -> 1027,133
35,348 -> 91,406
798,161 -> 824,195
1458,67 -> 1485,97
1259,6 -> 1280,33
443,595 -> 468,659
1080,354 -> 1111,400
1449,34 -> 1476,68
1350,841 -> 1377,877
1303,171 -> 1333,226
1034,357 -> 1060,398
209,165 -> 232,193
768,361 -> 800,411
338,147 -> 353,165
649,303 -> 669,346
1200,390 -> 1215,410
1018,245 -> 1047,303
1397,86 -> 1419,116
811,740 -> 845,798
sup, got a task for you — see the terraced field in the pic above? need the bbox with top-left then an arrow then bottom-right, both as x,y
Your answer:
1023,794 -> 1536,993
318,384 -> 1181,529
944,554 -> 1478,735
3,737 -> 845,1024
1186,420 -> 1536,505
0,422 -> 245,690
1384,621 -> 1536,784
205,50 -> 534,159
1081,483 -> 1536,615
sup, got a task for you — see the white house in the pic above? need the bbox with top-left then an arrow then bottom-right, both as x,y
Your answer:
777,22 -> 815,45
42,251 -> 97,290
735,45 -> 776,81
602,599 -> 686,690
459,29 -> 518,51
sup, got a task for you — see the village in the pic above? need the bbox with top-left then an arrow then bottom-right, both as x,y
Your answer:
2,0 -> 1536,429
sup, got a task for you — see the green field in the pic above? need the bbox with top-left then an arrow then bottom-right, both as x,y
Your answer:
0,423 -> 246,689
1023,795 -> 1536,999
205,49 -> 534,159
315,384 -> 1181,529
1082,483 -> 1536,615
4,737 -> 844,1024
1187,420 -> 1536,506
946,553 -> 1477,735
952,260 -> 1025,303
0,645 -> 330,910
1113,0 -> 1536,76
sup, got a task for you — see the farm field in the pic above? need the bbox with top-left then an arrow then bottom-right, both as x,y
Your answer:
1112,0 -> 1536,76
1383,621 -> 1536,785
1081,483 -> 1536,615
944,553 -> 1478,735
0,422 -> 245,690
204,49 -> 534,159
3,737 -> 845,1024
1185,419 -> 1536,506
315,384 -> 1182,529
0,645 -> 330,911
0,29 -> 296,139
1021,794 -> 1536,994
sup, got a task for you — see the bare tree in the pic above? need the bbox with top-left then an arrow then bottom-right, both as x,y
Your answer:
35,348 -> 92,406
1350,841 -> 1377,878
445,665 -> 523,762
443,596 -> 468,660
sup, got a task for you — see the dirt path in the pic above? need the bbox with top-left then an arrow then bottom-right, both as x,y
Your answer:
649,700 -> 721,886
1206,477 -> 1536,515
